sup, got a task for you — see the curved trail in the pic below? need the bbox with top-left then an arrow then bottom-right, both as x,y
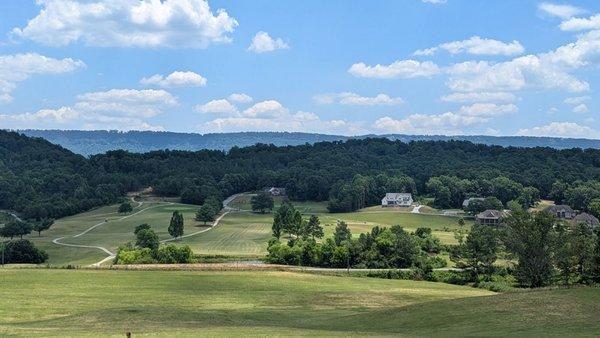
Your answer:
52,194 -> 242,267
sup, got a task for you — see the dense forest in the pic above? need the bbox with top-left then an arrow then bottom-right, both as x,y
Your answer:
1,130 -> 600,220
18,129 -> 600,156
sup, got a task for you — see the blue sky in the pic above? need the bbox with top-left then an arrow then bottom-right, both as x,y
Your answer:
0,0 -> 599,138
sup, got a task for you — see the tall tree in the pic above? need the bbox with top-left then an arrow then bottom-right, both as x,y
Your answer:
168,211 -> 184,239
32,218 -> 54,236
303,215 -> 324,240
195,204 -> 216,225
118,202 -> 133,214
333,221 -> 352,246
136,228 -> 159,251
251,192 -> 274,213
504,211 -> 557,288
272,203 -> 302,238
0,221 -> 32,239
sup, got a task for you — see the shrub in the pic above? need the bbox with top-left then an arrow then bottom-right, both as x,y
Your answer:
156,244 -> 195,264
115,247 -> 155,264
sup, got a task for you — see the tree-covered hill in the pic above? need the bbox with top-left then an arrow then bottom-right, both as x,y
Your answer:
16,129 -> 600,156
1,130 -> 599,220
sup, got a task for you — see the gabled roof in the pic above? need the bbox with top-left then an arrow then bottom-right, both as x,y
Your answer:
544,205 -> 574,213
573,212 -> 600,226
476,209 -> 506,219
384,193 -> 412,200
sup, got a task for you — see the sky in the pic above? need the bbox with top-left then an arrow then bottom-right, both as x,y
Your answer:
0,0 -> 599,139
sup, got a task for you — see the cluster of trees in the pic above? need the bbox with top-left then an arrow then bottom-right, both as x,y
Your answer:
451,211 -> 600,287
268,221 -> 445,269
3,131 -> 600,222
0,219 -> 54,239
251,192 -> 275,213
550,180 -> 600,212
114,223 -> 194,264
427,175 -> 540,210
0,239 -> 48,264
271,203 -> 324,240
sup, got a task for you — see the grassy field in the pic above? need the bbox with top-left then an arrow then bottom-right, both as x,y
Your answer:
228,194 -> 329,213
25,194 -> 471,265
0,268 -> 598,337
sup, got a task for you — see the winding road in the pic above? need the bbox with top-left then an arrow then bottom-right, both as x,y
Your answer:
52,194 -> 241,267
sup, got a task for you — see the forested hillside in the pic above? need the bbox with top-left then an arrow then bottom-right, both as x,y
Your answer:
17,129 -> 600,155
1,130 -> 599,220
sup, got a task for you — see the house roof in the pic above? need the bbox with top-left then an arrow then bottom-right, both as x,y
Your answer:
573,213 -> 600,226
544,205 -> 574,213
476,209 -> 506,219
383,193 -> 412,200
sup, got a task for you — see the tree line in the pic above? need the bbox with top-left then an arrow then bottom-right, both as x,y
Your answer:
2,130 -> 600,221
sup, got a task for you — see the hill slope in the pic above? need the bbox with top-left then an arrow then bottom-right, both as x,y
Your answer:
17,129 -> 600,155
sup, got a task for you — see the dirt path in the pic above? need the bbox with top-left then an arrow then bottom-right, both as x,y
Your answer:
52,194 -> 242,267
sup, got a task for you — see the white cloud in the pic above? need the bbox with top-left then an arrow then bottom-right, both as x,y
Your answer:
195,99 -> 238,115
140,71 -> 207,88
441,92 -> 516,103
421,0 -> 446,4
315,92 -> 404,106
348,60 -> 440,79
0,106 -> 164,131
0,53 -> 85,103
242,100 -> 288,118
12,0 -> 238,48
560,14 -> 600,31
572,103 -> 589,113
228,93 -> 253,103
538,3 -> 585,20
517,122 -> 599,138
248,31 -> 289,53
413,47 -> 438,56
75,89 -> 178,117
200,112 -> 363,135
564,96 -> 590,105
439,36 -> 524,56
372,113 -> 481,135
458,103 -> 518,117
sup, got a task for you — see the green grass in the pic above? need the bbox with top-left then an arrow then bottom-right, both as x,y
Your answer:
0,268 -> 598,337
179,211 -> 273,256
28,194 -> 470,266
229,194 -> 329,213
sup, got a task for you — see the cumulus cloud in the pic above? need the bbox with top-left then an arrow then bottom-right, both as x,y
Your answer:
75,89 -> 178,117
458,103 -> 518,118
12,0 -> 238,48
248,31 -> 289,53
421,0 -> 446,4
417,36 -> 524,56
315,92 -> 404,106
0,53 -> 85,103
242,100 -> 288,118
517,122 -> 599,138
572,103 -> 589,114
348,60 -> 440,79
0,106 -> 164,131
538,3 -> 585,20
560,14 -> 600,31
441,92 -> 516,103
195,99 -> 238,115
140,71 -> 207,88
228,93 -> 253,103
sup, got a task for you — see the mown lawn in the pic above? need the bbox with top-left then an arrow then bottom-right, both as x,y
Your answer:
0,269 -> 598,337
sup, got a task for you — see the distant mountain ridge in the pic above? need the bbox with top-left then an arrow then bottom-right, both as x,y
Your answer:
16,129 -> 600,155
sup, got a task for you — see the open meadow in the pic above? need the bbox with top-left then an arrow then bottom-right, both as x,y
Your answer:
0,268 -> 598,337
21,194 -> 472,266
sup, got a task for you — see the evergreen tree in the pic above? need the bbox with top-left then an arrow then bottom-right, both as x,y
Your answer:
168,211 -> 184,239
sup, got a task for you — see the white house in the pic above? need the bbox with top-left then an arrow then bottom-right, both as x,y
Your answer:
381,193 -> 413,207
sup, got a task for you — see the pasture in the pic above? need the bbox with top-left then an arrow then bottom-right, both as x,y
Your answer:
0,268 -> 598,336
24,194 -> 471,266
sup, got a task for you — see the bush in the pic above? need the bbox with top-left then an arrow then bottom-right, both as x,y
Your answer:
156,244 -> 195,263
426,255 -> 448,269
2,239 -> 48,264
115,247 -> 156,264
